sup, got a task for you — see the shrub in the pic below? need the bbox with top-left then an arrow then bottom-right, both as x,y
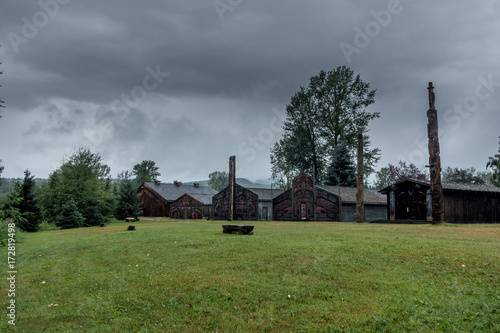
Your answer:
55,199 -> 85,229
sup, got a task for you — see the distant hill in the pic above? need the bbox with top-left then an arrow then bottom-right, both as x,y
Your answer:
184,178 -> 272,190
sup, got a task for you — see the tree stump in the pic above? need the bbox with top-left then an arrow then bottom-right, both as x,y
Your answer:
127,225 -> 136,231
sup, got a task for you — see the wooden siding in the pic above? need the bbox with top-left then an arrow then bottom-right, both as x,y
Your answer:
273,174 -> 346,222
137,186 -> 168,217
381,179 -> 500,224
170,194 -> 203,219
212,184 -> 258,220
315,187 -> 340,221
443,190 -> 500,224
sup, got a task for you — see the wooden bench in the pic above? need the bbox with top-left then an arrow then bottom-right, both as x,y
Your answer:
126,217 -> 136,222
222,224 -> 254,235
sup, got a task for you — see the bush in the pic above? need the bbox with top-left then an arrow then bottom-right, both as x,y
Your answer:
55,199 -> 85,229
82,205 -> 106,226
0,218 -> 23,247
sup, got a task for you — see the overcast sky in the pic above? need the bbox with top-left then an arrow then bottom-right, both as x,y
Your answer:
0,0 -> 499,184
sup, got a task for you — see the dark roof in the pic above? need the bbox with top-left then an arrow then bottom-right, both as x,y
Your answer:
174,193 -> 214,205
379,179 -> 500,194
141,182 -> 218,203
317,185 -> 387,204
246,188 -> 285,201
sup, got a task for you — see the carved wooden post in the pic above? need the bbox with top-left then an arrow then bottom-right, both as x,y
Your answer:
427,82 -> 444,224
228,156 -> 236,221
356,127 -> 364,223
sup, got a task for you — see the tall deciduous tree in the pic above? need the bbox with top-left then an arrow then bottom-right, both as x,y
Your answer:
40,148 -> 115,227
271,66 -> 380,186
208,171 -> 229,192
487,136 -> 500,186
133,160 -> 161,187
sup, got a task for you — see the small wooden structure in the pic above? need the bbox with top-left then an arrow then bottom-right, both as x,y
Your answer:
379,179 -> 500,223
222,224 -> 254,235
127,225 -> 136,231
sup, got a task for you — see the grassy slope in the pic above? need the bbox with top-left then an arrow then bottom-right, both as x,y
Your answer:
4,220 -> 499,332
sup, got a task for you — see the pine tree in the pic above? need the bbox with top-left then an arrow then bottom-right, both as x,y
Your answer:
114,171 -> 142,220
55,199 -> 84,229
324,143 -> 357,187
17,170 -> 42,232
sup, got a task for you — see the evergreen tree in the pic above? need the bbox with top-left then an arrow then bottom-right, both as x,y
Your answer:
114,171 -> 142,220
0,183 -> 28,227
324,143 -> 357,187
16,170 -> 42,232
56,199 -> 84,229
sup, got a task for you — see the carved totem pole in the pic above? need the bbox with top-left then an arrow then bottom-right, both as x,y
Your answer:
427,82 -> 444,224
227,155 -> 236,221
356,127 -> 364,223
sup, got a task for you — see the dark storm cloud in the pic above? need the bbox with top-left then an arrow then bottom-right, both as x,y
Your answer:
0,0 -> 499,181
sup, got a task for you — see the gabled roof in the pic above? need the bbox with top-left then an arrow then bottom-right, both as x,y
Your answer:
173,193 -> 214,205
379,178 -> 500,194
246,188 -> 285,201
139,182 -> 218,203
317,185 -> 387,204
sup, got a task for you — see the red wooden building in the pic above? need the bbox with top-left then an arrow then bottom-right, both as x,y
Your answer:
137,182 -> 217,218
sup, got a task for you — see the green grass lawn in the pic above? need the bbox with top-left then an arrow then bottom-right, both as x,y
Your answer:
4,219 -> 499,332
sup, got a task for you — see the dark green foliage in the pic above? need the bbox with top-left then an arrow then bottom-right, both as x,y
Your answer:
56,199 -> 84,229
373,161 -> 428,189
208,171 -> 229,191
271,66 -> 380,187
486,136 -> 500,186
133,160 -> 161,187
324,143 -> 357,187
16,170 -> 42,232
114,171 -> 142,220
40,148 -> 115,227
0,160 -> 4,187
0,183 -> 28,227
82,204 -> 106,226
442,166 -> 486,184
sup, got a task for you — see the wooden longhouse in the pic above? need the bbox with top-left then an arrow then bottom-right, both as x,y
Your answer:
137,181 -> 217,218
212,185 -> 285,221
379,179 -> 500,223
272,173 -> 387,222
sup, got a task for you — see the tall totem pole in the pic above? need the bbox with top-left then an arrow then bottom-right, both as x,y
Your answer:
356,127 -> 364,223
427,82 -> 444,224
227,156 -> 236,221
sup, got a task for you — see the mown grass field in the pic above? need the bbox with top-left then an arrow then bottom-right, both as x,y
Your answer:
3,219 -> 499,332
